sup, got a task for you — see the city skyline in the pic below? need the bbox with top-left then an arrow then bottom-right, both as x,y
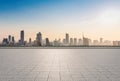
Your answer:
0,29 -> 120,42
1,30 -> 120,46
0,0 -> 120,41
1,29 -> 120,42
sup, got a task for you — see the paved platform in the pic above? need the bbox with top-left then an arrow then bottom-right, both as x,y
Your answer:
0,49 -> 120,81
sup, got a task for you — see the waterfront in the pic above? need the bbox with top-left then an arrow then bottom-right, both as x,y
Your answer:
0,49 -> 120,81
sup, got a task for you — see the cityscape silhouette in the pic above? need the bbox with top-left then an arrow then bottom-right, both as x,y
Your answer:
1,30 -> 120,47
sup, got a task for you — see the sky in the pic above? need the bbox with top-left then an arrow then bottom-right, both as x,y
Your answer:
0,0 -> 120,42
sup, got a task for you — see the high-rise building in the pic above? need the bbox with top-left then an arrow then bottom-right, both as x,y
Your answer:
20,30 -> 24,45
29,38 -> 31,44
2,38 -> 9,45
12,36 -> 15,44
58,38 -> 61,43
78,38 -> 82,45
74,38 -> 77,45
104,40 -> 112,46
118,41 -> 120,46
93,40 -> 99,45
36,32 -> 42,46
70,38 -> 73,45
113,41 -> 118,46
63,38 -> 66,44
83,36 -> 89,46
65,33 -> 69,44
8,35 -> 11,43
88,39 -> 92,46
46,38 -> 50,46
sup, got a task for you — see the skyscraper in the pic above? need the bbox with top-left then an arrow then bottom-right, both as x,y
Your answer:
78,38 -> 82,45
2,38 -> 9,45
70,38 -> 73,45
65,33 -> 69,44
29,38 -> 32,44
8,35 -> 11,43
100,38 -> 103,43
36,32 -> 42,46
20,30 -> 24,45
45,38 -> 50,46
74,38 -> 77,45
83,36 -> 89,46
12,36 -> 15,44
63,38 -> 66,45
100,38 -> 103,45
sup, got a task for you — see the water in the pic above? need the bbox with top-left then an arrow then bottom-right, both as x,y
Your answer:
0,49 -> 120,81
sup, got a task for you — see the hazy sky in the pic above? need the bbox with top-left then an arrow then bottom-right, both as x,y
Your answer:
0,0 -> 120,42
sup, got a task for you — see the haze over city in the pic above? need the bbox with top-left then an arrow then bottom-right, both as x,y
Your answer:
1,1 -> 120,81
0,0 -> 120,42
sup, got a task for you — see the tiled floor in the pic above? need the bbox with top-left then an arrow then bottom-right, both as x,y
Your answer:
0,49 -> 120,81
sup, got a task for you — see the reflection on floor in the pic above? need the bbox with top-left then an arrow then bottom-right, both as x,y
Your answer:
0,49 -> 120,81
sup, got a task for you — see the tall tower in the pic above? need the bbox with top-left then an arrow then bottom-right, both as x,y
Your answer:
65,33 -> 69,44
20,30 -> 24,45
29,38 -> 31,44
12,36 -> 15,44
70,38 -> 73,45
36,32 -> 42,46
83,35 -> 89,46
46,38 -> 50,46
74,38 -> 77,45
8,35 -> 11,43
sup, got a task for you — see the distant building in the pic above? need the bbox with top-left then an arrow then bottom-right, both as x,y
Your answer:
93,40 -> 99,46
65,33 -> 69,44
74,38 -> 77,45
12,36 -> 15,44
8,35 -> 11,44
53,39 -> 60,46
100,38 -> 103,43
45,38 -> 50,46
103,40 -> 112,46
118,41 -> 120,46
99,38 -> 103,45
78,38 -> 82,45
2,38 -> 9,45
20,30 -> 24,45
113,41 -> 119,46
63,38 -> 66,45
70,38 -> 73,45
58,38 -> 61,43
83,36 -> 89,46
36,32 -> 42,46
88,39 -> 92,46
29,38 -> 32,44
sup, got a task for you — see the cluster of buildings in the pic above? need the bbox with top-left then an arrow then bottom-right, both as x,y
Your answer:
2,35 -> 15,46
1,30 -> 120,47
